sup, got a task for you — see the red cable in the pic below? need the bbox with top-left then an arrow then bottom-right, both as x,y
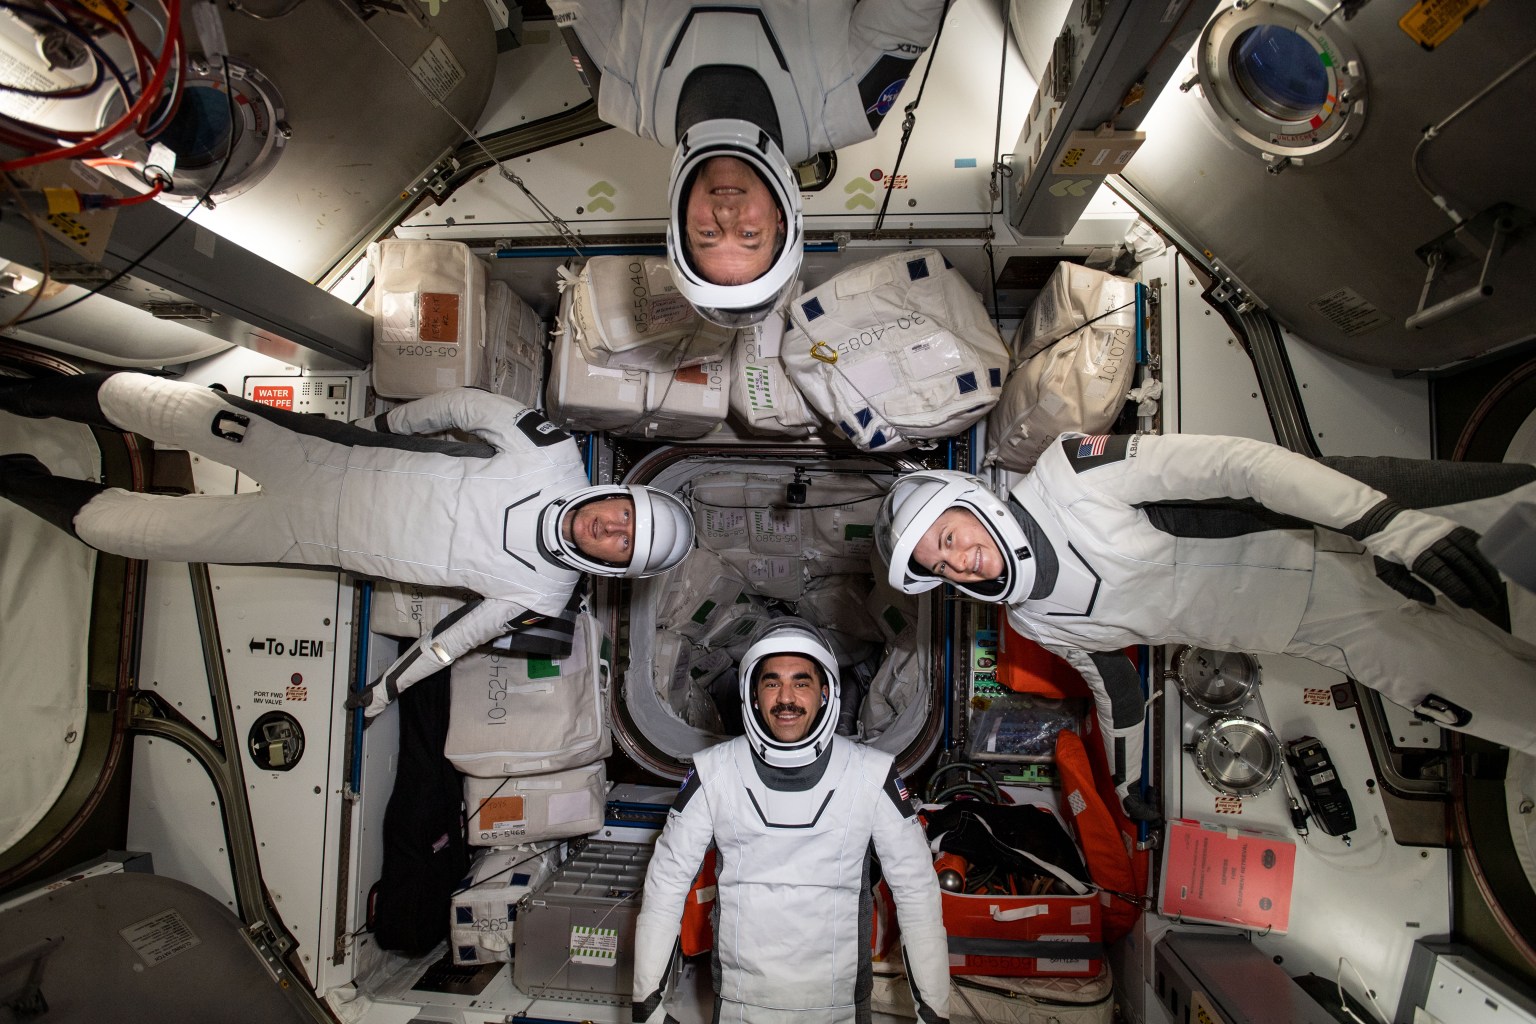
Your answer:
100,180 -> 166,206
0,0 -> 182,172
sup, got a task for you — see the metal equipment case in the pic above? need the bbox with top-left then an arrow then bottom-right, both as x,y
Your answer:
512,839 -> 652,1004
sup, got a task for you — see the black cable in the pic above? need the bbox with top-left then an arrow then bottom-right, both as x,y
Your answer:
871,0 -> 952,236
17,55 -> 232,328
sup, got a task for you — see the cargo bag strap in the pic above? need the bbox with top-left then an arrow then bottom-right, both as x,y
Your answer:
946,936 -> 1105,961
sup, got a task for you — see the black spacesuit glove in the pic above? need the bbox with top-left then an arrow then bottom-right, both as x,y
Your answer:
1410,525 -> 1504,609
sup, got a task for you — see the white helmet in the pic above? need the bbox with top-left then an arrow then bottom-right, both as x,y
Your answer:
874,470 -> 1035,604
666,118 -> 804,329
738,617 -> 840,769
541,485 -> 694,579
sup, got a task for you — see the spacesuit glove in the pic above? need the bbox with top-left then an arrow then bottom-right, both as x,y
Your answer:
1410,525 -> 1504,609
1355,503 -> 1503,609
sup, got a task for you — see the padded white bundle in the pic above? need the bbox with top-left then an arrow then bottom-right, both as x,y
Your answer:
949,970 -> 1114,1024
449,845 -> 563,966
652,630 -> 733,712
867,575 -> 920,644
729,313 -> 819,436
795,575 -> 880,666
859,632 -> 923,751
690,472 -> 804,555
546,285 -> 649,432
1014,261 -> 1137,360
655,547 -> 749,641
569,256 -> 734,371
370,238 -> 488,399
636,353 -> 730,439
869,968 -> 1113,1023
700,598 -> 775,659
445,613 -> 612,778
803,474 -> 886,574
485,280 -> 546,409
369,581 -> 470,638
985,318 -> 1136,472
782,249 -> 1010,451
464,763 -> 608,847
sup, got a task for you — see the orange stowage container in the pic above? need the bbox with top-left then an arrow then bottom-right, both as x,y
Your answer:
996,619 -> 1091,699
940,887 -> 1103,977
680,847 -> 718,956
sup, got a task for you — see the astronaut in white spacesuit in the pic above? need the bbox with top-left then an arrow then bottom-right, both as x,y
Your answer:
876,432 -> 1536,817
0,371 -> 694,714
550,0 -> 946,326
632,617 -> 949,1024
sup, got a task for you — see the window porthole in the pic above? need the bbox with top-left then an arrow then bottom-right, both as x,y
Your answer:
1188,1 -> 1367,171
1231,25 -> 1330,121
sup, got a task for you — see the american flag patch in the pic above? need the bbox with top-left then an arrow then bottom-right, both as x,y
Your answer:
1077,435 -> 1110,458
895,775 -> 910,802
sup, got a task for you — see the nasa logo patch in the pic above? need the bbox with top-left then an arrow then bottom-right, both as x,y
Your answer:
866,78 -> 907,117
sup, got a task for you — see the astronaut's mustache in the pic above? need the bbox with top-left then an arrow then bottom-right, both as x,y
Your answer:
770,703 -> 805,718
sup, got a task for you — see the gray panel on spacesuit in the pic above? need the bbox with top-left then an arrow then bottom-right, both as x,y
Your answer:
0,871 -> 315,1022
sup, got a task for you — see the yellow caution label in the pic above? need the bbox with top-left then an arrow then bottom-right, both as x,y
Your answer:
1398,0 -> 1490,51
77,0 -> 129,22
42,187 -> 81,215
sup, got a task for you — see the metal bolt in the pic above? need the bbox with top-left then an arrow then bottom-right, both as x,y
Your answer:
1520,799 -> 1533,814
276,121 -> 292,140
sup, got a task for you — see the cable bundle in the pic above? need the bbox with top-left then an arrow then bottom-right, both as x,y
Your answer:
0,0 -> 184,171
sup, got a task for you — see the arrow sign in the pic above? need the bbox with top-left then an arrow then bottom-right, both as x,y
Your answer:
587,181 -> 616,197
845,193 -> 877,210
586,197 -> 615,213
1048,178 -> 1095,197
844,177 -> 875,194
249,637 -> 264,653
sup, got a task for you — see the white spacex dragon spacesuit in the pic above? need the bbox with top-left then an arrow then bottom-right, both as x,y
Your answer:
632,619 -> 949,1024
879,432 -> 1536,802
0,372 -> 692,715
550,0 -> 947,326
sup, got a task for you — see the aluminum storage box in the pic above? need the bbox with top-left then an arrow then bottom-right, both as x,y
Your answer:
512,839 -> 652,1004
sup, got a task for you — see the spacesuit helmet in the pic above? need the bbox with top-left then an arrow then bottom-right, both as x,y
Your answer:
666,118 -> 804,329
874,470 -> 1036,604
738,617 -> 841,769
542,485 -> 694,579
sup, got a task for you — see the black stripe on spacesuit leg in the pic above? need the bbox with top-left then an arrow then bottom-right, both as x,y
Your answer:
1087,651 -> 1145,728
630,939 -> 676,1023
903,944 -> 943,1024
214,392 -> 497,459
1320,455 -> 1536,508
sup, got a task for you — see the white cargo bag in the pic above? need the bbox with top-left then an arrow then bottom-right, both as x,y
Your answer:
984,317 -> 1136,472
860,631 -> 925,754
804,474 -> 886,574
449,845 -> 563,965
729,313 -> 819,437
546,284 -> 648,432
782,249 -> 1009,451
370,238 -> 488,399
464,763 -> 608,847
795,576 -> 881,666
369,581 -> 471,638
652,630 -> 733,712
636,353 -> 731,439
867,575 -> 920,643
569,257 -> 734,371
1014,261 -> 1137,361
655,548 -> 750,641
870,967 -> 1113,1023
485,280 -> 546,409
446,613 -> 612,777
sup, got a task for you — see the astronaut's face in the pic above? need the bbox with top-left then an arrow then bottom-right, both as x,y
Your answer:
564,496 -> 635,565
684,156 -> 784,285
754,654 -> 826,743
913,508 -> 1004,584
